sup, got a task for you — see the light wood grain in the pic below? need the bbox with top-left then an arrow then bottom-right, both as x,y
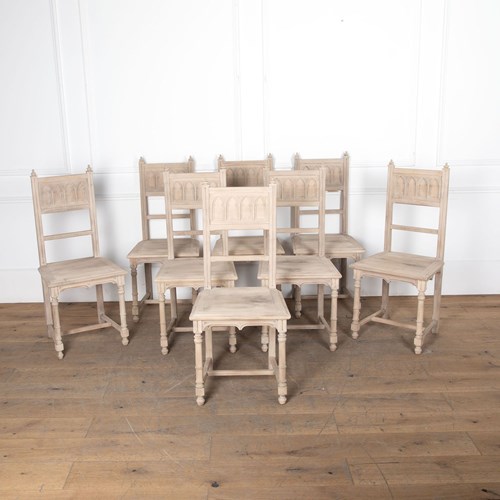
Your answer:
1,296 -> 499,497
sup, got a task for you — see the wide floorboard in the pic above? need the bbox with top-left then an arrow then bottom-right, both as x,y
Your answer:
1,295 -> 500,498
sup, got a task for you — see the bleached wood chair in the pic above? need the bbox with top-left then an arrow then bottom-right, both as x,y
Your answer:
189,183 -> 290,406
127,157 -> 199,322
214,154 -> 285,257
155,171 -> 237,354
292,152 -> 365,300
350,161 -> 450,354
258,169 -> 341,351
30,167 -> 129,359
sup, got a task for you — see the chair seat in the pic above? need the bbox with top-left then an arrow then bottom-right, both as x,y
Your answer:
155,258 -> 237,288
258,255 -> 341,283
213,236 -> 286,256
127,238 -> 200,260
39,257 -> 126,288
190,287 -> 290,322
292,233 -> 364,258
351,251 -> 444,281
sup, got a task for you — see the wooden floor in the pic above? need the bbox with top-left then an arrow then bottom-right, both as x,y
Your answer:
1,295 -> 500,499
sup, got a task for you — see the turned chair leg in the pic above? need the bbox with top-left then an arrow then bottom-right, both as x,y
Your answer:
351,270 -> 362,339
194,329 -> 205,406
329,281 -> 339,351
117,282 -> 129,345
50,293 -> 64,360
130,263 -> 139,322
414,281 -> 427,355
277,329 -> 287,405
432,271 -> 443,334
381,280 -> 390,319
158,284 -> 168,354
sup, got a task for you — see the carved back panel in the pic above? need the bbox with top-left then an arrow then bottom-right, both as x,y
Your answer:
139,156 -> 194,239
217,154 -> 273,187
202,184 -> 278,288
294,152 -> 349,233
31,167 -> 99,265
385,161 -> 450,259
267,169 -> 326,256
163,171 -> 226,258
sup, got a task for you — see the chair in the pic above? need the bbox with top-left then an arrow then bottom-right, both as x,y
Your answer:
127,156 -> 199,322
292,152 -> 365,299
30,167 -> 129,359
213,154 -> 285,257
189,183 -> 290,406
350,161 -> 450,354
258,169 -> 341,351
155,171 -> 237,354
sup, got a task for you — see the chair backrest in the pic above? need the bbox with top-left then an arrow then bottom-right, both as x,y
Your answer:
201,184 -> 278,288
294,152 -> 349,234
384,161 -> 450,260
139,156 -> 195,240
266,169 -> 326,257
163,171 -> 226,259
217,154 -> 273,187
31,167 -> 99,266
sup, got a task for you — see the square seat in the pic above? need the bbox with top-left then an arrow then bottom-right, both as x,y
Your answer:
292,233 -> 365,259
351,251 -> 444,282
213,235 -> 285,256
127,238 -> 199,260
156,258 -> 237,289
190,287 -> 290,323
40,257 -> 126,288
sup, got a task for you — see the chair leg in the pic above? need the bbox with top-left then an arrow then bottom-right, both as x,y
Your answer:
414,281 -> 427,355
229,326 -> 237,353
130,263 -> 139,322
268,326 -> 276,368
260,326 -> 269,353
117,281 -> 129,346
293,284 -> 302,318
50,293 -> 64,360
277,328 -> 287,405
96,284 -> 105,323
42,282 -> 53,338
381,280 -> 390,319
317,284 -> 325,321
351,270 -> 362,339
432,271 -> 443,334
339,258 -> 348,295
329,281 -> 339,351
158,284 -> 168,354
144,262 -> 153,303
193,328 -> 205,406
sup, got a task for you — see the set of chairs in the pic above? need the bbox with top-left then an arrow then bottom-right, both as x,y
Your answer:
30,154 -> 450,404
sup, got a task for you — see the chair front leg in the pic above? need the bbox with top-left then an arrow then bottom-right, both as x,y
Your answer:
193,326 -> 205,406
277,328 -> 287,405
329,280 -> 339,351
117,281 -> 129,346
130,263 -> 139,322
351,270 -> 362,339
414,280 -> 427,354
50,292 -> 64,359
158,284 -> 168,354
432,271 -> 443,334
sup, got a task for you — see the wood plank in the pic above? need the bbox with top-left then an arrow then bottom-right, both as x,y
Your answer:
0,297 -> 499,497
349,456 -> 500,485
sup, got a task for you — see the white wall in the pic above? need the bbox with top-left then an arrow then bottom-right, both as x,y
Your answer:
0,0 -> 499,302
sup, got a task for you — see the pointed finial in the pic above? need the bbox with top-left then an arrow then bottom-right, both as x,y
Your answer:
86,165 -> 93,173
31,169 -> 37,178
